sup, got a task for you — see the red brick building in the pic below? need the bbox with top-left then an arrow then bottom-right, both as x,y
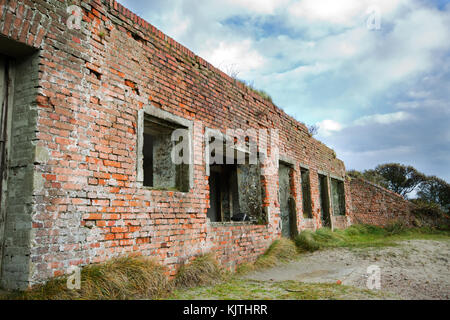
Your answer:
0,0 -> 372,289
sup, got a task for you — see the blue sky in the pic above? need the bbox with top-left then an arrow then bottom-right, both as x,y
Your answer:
117,0 -> 450,181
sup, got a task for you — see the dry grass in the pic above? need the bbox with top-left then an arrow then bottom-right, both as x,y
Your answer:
0,239 -> 307,300
174,253 -> 224,289
2,253 -> 225,300
4,256 -> 170,300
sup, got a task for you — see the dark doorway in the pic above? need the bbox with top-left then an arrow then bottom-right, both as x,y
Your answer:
318,174 -> 331,228
0,54 -> 10,278
279,162 -> 297,238
331,178 -> 346,216
300,167 -> 313,218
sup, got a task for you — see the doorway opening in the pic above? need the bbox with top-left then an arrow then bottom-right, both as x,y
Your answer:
331,178 -> 346,216
300,167 -> 313,219
0,54 -> 11,283
318,174 -> 331,228
278,162 -> 297,238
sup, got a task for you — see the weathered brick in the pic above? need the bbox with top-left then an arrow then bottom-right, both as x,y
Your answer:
0,0 -> 402,291
349,178 -> 416,227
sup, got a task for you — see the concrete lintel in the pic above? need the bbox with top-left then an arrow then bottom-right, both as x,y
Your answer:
330,174 -> 345,181
279,155 -> 296,167
299,163 -> 310,170
142,104 -> 193,129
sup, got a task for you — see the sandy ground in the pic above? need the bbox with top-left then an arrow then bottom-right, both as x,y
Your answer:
243,240 -> 450,300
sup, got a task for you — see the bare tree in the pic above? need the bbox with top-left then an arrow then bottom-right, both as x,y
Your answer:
307,124 -> 319,137
220,63 -> 240,79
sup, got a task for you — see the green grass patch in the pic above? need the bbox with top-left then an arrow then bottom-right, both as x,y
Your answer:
168,279 -> 393,300
294,224 -> 450,253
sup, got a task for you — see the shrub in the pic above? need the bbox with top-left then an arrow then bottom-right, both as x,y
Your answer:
411,199 -> 445,217
384,221 -> 409,235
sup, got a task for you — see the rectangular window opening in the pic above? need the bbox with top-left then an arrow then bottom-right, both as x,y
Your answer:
142,114 -> 189,192
206,138 -> 263,224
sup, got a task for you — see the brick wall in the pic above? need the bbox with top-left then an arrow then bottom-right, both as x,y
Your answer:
348,178 -> 416,227
0,0 -> 351,289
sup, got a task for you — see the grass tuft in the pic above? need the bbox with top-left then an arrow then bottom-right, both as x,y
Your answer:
5,256 -> 170,300
294,230 -> 324,252
174,253 -> 223,289
254,238 -> 298,270
235,262 -> 256,275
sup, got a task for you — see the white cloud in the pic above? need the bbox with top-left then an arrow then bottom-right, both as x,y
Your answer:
396,99 -> 449,110
317,119 -> 344,137
395,101 -> 421,109
289,0 -> 363,25
407,90 -> 431,99
202,40 -> 266,77
287,0 -> 407,26
354,111 -> 412,125
226,0 -> 290,14
340,145 -> 415,158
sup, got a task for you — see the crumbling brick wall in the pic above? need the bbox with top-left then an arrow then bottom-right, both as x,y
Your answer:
348,178 -> 416,227
0,0 -> 351,289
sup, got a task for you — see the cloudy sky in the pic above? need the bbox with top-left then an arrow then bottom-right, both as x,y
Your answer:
117,0 -> 450,181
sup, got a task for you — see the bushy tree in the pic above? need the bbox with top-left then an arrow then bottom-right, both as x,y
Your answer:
374,163 -> 425,198
348,163 -> 448,212
417,176 -> 450,212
